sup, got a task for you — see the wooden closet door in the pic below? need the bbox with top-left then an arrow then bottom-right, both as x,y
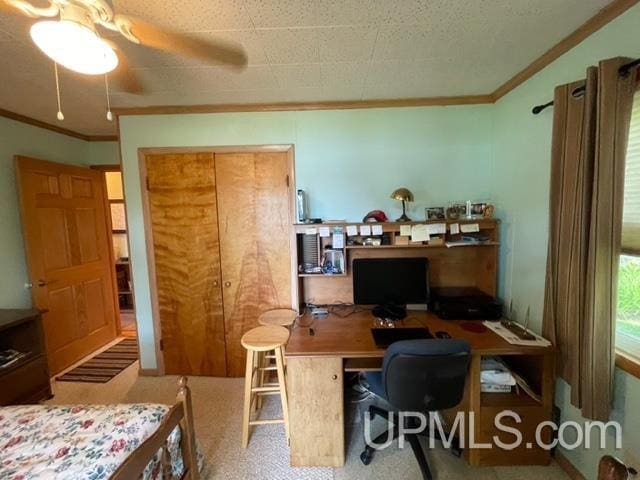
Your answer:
146,153 -> 226,376
215,152 -> 293,376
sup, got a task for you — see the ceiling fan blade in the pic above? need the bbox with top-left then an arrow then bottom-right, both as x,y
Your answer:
104,40 -> 145,94
125,16 -> 248,69
0,0 -> 28,16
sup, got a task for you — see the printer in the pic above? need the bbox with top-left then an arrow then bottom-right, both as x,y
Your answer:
429,287 -> 502,320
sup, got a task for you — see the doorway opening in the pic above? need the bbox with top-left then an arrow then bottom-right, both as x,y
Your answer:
94,165 -> 137,338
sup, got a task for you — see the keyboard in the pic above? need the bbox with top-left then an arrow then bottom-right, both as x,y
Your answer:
371,327 -> 433,348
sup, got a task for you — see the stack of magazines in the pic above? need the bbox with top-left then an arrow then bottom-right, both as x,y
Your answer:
0,349 -> 28,369
480,357 -> 516,393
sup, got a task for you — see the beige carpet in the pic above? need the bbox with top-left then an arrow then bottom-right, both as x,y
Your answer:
46,363 -> 570,480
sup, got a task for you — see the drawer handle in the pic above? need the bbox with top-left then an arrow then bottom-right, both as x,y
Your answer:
213,280 -> 219,287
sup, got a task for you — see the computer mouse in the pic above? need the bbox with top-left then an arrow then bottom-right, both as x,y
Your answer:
435,331 -> 452,339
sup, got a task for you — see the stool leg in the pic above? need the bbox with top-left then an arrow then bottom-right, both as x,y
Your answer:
274,346 -> 290,442
256,351 -> 267,410
242,348 -> 255,448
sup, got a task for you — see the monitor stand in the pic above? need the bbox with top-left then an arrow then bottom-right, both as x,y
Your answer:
371,303 -> 407,321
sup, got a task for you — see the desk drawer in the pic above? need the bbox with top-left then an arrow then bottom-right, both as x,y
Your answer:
0,355 -> 51,405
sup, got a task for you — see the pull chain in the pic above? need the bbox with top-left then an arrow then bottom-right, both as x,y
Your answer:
54,62 -> 64,121
104,74 -> 113,121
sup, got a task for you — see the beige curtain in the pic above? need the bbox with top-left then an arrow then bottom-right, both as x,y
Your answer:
543,57 -> 637,421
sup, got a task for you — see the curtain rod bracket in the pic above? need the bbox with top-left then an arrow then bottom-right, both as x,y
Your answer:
532,57 -> 638,114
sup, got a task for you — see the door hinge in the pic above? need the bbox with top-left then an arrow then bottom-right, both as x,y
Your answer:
145,176 -> 150,191
285,175 -> 290,187
159,338 -> 164,351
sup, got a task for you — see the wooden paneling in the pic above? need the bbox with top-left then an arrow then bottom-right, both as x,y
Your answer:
288,357 -> 344,467
146,152 -> 227,376
215,152 -> 293,376
16,156 -> 118,375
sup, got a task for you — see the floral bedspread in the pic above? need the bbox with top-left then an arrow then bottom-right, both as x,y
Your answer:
0,403 -> 189,480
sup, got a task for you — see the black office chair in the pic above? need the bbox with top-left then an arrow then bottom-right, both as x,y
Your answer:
360,339 -> 471,480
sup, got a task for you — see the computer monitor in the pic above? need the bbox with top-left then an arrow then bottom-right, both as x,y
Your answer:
352,257 -> 430,306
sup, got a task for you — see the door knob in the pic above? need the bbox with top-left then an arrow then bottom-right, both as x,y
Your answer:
37,279 -> 56,287
224,281 -> 231,287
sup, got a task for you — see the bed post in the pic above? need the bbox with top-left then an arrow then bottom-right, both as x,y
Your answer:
177,376 -> 199,480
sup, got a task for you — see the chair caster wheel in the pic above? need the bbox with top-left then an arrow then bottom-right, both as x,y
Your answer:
360,449 -> 374,465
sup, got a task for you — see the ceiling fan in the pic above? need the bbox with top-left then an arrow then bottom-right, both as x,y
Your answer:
0,0 -> 248,94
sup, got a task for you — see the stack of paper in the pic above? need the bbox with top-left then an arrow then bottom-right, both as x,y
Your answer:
481,357 -> 515,393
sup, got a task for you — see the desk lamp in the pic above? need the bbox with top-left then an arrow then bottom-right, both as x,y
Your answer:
390,188 -> 414,222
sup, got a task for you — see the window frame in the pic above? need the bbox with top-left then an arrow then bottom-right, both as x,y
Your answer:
615,79 -> 640,379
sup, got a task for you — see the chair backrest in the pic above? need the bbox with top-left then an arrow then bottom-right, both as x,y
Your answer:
382,339 -> 471,412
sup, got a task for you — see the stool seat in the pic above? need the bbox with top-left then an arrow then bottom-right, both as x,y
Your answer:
241,325 -> 289,352
258,309 -> 298,327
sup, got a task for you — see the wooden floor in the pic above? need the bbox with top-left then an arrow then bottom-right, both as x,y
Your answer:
120,311 -> 137,337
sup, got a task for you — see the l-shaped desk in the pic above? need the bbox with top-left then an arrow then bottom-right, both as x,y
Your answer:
285,309 -> 554,468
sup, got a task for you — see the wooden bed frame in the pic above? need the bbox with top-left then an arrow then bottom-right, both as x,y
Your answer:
111,377 -> 200,480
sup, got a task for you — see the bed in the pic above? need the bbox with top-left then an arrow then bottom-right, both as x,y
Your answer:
0,377 -> 200,480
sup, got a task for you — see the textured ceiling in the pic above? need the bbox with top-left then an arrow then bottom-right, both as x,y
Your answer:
0,0 -> 613,135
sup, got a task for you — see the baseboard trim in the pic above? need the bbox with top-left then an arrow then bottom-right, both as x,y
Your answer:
138,367 -> 161,377
555,450 -> 586,480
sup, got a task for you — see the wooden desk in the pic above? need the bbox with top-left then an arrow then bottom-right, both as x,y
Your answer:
285,310 -> 554,468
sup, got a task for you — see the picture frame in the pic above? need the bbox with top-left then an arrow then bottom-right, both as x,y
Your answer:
425,207 -> 445,220
446,203 -> 466,220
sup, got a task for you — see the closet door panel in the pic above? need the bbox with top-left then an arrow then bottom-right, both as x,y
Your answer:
146,152 -> 227,376
216,152 -> 293,377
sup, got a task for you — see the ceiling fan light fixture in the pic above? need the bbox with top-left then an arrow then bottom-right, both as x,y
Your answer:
30,20 -> 118,75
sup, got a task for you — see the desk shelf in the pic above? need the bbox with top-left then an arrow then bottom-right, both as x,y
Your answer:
481,390 -> 541,408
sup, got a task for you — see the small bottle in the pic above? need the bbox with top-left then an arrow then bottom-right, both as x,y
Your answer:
466,200 -> 472,219
297,189 -> 307,223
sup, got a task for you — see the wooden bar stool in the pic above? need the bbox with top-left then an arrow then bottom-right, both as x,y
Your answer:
241,325 -> 290,448
258,308 -> 298,328
256,309 -> 297,408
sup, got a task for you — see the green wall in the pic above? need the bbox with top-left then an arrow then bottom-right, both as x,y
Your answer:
118,106 -> 495,368
0,116 -> 90,308
0,116 -> 118,309
87,141 -> 119,165
493,3 -> 640,477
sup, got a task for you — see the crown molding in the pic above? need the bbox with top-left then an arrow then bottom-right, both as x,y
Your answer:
0,107 -> 117,142
2,0 -> 637,136
111,95 -> 494,116
491,0 -> 640,101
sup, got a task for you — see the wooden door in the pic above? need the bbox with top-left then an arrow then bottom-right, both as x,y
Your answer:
146,153 -> 227,376
215,152 -> 293,376
16,156 -> 118,375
